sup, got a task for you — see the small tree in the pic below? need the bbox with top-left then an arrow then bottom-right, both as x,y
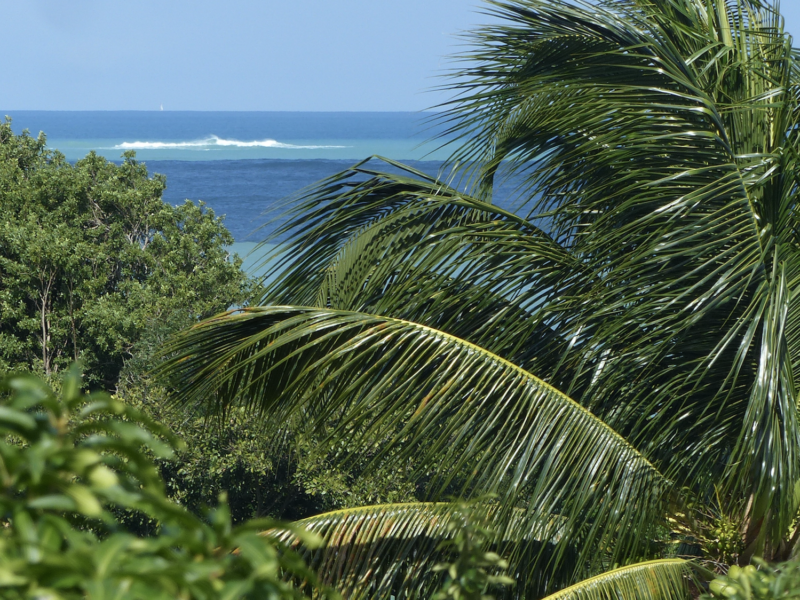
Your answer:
0,118 -> 253,388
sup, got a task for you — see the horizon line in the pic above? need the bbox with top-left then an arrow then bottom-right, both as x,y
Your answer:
2,109 -> 446,114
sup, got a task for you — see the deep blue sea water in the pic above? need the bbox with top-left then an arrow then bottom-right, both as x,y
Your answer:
3,112 -> 525,273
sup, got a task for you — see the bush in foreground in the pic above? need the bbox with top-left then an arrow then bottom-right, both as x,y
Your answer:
704,561 -> 800,600
0,366 -> 335,599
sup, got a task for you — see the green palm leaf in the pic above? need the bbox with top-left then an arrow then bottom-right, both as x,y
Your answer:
784,249 -> 800,386
272,505 -> 691,600
435,0 -> 800,542
262,159 -> 587,379
162,306 -> 669,576
272,502 -> 568,599
539,560 -> 690,600
262,158 -> 581,302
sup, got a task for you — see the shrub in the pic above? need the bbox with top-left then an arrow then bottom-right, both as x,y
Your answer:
0,366 -> 336,599
704,560 -> 800,600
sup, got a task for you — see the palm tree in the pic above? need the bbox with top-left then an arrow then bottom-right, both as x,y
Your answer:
161,0 -> 800,598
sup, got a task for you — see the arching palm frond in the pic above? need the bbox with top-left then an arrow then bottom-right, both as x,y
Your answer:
538,560 -> 691,600
162,306 -> 669,579
260,159 -> 588,381
272,503 -> 571,599
437,0 -> 800,546
272,506 -> 691,600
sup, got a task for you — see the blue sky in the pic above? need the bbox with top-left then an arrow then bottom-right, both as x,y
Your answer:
2,0 -> 800,111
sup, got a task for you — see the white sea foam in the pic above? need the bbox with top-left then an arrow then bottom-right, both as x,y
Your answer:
114,135 -> 346,150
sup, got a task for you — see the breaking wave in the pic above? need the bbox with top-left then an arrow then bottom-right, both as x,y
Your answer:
114,135 -> 347,150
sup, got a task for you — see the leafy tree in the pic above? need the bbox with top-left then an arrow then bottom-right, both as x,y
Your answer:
0,121 -> 412,549
0,119 -> 252,388
162,0 -> 800,598
0,118 -> 410,527
0,366 -> 336,599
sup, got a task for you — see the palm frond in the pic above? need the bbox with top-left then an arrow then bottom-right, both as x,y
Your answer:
259,159 -> 589,380
272,502 -> 570,599
261,159 -> 580,300
726,248 -> 799,545
784,248 -> 800,387
161,306 -> 670,576
434,0 -> 800,540
539,559 -> 691,600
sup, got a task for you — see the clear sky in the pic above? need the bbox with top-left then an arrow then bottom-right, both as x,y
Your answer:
2,0 -> 800,112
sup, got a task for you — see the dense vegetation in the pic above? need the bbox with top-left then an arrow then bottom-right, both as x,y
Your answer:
123,379 -> 418,527
3,0 -> 800,598
162,0 -> 800,598
0,119 -> 417,529
0,367 -> 795,598
0,367 -> 334,599
0,118 -> 252,389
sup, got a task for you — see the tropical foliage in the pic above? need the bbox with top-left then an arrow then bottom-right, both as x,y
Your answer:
118,375 -> 417,530
162,0 -> 800,598
0,117 -> 414,543
0,119 -> 253,389
703,560 -> 800,600
0,366 -> 335,599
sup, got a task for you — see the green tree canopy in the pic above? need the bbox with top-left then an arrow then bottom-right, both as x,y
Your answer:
0,118 -> 252,388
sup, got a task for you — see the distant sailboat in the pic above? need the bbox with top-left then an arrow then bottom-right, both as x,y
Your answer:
160,103 -> 164,111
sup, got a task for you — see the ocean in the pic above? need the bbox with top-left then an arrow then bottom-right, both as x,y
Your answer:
2,112 -> 522,275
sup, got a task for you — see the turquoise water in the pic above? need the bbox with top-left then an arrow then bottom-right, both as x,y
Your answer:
4,111 -> 454,162
3,112 -> 526,280
228,242 -> 271,279
47,137 -> 456,162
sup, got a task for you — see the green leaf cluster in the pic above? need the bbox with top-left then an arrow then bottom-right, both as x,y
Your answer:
0,366 -> 336,599
117,377 -> 418,528
704,561 -> 800,600
432,500 -> 516,600
0,117 -> 415,533
0,118 -> 253,388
